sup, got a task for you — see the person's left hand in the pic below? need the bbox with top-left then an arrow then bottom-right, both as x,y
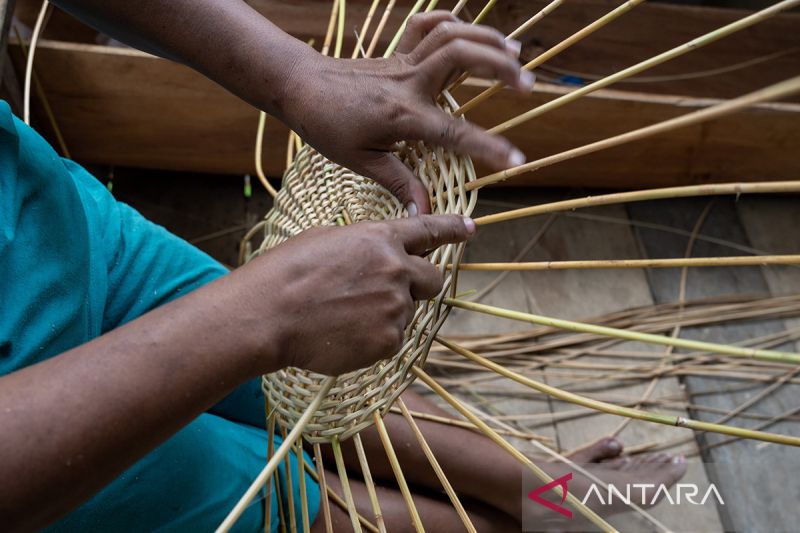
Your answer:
278,11 -> 533,215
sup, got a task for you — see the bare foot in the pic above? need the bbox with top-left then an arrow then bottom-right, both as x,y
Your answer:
566,438 -> 687,512
530,437 -> 688,525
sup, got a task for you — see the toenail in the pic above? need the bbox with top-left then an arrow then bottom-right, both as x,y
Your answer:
606,439 -> 622,453
672,455 -> 686,464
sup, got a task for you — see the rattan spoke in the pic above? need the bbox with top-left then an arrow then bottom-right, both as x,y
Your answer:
469,76 -> 800,190
490,0 -> 800,134
437,336 -> 800,446
412,366 -> 617,532
372,412 -> 425,532
353,434 -> 388,533
313,444 -> 335,533
217,377 -> 335,533
332,438 -> 364,533
456,0 -> 646,115
445,298 -> 800,365
454,255 -> 800,271
396,398 -> 477,533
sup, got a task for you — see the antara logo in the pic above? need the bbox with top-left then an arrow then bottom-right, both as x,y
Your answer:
527,473 -> 725,518
527,473 -> 573,518
581,483 -> 725,507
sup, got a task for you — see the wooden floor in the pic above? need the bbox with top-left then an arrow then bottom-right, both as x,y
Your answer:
111,171 -> 798,532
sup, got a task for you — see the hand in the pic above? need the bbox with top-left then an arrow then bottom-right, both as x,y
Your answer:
241,215 -> 475,375
280,11 -> 533,215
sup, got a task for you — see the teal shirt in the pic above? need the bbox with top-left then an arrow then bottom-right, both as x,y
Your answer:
0,101 -> 318,531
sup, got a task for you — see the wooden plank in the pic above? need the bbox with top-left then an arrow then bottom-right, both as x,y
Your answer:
627,197 -> 800,532
510,192 -> 723,532
737,196 -> 800,354
437,188 -> 560,458
10,39 -> 800,187
489,0 -> 800,101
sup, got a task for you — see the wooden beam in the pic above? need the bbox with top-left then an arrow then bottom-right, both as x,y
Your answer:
483,0 -> 800,101
10,38 -> 800,187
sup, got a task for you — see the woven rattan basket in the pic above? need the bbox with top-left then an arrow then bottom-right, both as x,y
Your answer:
246,94 -> 478,443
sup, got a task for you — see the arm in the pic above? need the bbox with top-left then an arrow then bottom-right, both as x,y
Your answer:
0,215 -> 474,531
49,1 -> 532,213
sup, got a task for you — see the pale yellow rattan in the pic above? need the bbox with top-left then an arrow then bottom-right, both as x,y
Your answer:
245,94 -> 478,443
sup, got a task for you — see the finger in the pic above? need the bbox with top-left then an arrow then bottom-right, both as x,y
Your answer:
408,21 -> 512,64
391,214 -> 476,256
407,256 -> 444,300
358,151 -> 432,215
418,39 -> 533,94
413,109 -> 526,171
396,11 -> 458,55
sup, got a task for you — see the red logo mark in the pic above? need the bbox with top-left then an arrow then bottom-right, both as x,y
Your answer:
527,473 -> 573,518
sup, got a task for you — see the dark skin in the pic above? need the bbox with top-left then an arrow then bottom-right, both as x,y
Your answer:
48,1 -> 531,214
1,2 -> 536,528
0,217 -> 474,531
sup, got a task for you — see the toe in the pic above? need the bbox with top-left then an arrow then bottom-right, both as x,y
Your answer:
568,437 -> 624,464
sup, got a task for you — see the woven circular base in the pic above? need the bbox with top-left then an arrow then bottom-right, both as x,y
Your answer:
247,95 -> 477,443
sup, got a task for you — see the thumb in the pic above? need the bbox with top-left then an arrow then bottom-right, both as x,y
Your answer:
392,214 -> 476,256
359,151 -> 432,215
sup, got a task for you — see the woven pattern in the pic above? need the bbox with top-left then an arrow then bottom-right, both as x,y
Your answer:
246,94 -> 478,442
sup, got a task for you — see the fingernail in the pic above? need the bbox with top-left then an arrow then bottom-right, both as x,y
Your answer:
462,216 -> 476,235
506,39 -> 522,57
406,202 -> 418,216
520,70 -> 536,90
508,148 -> 526,168
606,439 -> 622,453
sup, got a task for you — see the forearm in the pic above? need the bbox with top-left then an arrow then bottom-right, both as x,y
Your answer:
49,0 -> 314,118
0,269 -> 284,531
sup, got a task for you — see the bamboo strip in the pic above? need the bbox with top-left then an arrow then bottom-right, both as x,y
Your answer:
611,201 -> 710,437
469,214 -> 558,302
254,111 -> 279,197
353,0 -> 382,58
320,0 -> 341,56
412,367 -> 617,532
334,0 -> 347,59
295,439 -> 311,533
366,0 -> 396,57
469,76 -> 800,190
383,0 -> 427,57
455,0 -> 645,115
491,0 -> 800,133
476,181 -> 800,225
445,298 -> 800,364
451,0 -> 469,16
388,406 -> 552,441
372,411 -> 425,532
454,255 -> 800,271
353,434 -> 388,533
313,444 -> 334,533
508,0 -> 565,41
331,438 -> 364,533
472,0 -> 498,25
303,457 -> 380,533
281,425 -> 297,533
216,377 -> 335,533
265,401 -> 276,533
14,27 -> 70,157
396,399 -> 478,533
24,0 -> 51,125
437,337 -> 800,447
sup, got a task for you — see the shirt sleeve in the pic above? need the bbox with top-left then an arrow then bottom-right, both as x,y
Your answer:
64,160 -> 265,426
63,160 -> 228,333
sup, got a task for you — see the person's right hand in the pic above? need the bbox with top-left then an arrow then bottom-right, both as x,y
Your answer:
236,215 -> 475,376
